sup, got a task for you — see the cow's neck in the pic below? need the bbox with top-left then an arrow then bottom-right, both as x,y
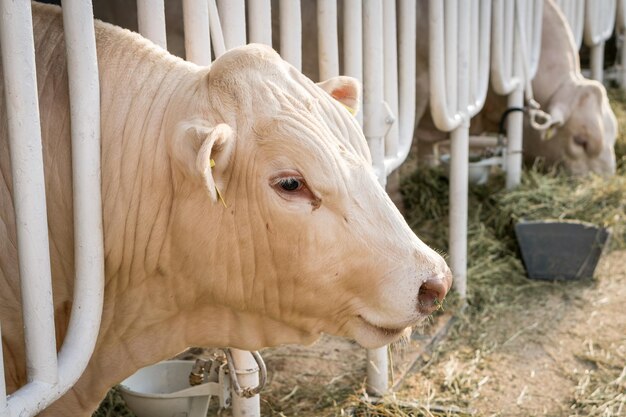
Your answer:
96,29 -> 202,288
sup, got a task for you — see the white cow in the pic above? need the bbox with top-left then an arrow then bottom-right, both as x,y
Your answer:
0,3 -> 450,415
415,0 -> 618,176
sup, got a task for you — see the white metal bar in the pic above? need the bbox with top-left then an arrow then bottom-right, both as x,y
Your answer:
448,0 -> 471,300
279,0 -> 302,70
217,0 -> 247,50
230,349 -> 260,416
343,0 -> 363,126
208,0 -> 226,58
383,0 -> 399,163
317,0 -> 340,80
363,0 -> 389,395
247,0 -> 271,46
366,347 -> 388,396
429,0 -> 492,299
182,0 -> 211,65
584,0 -> 616,82
55,0 -> 104,396
384,0 -> 418,174
0,0 -> 59,387
3,0 -> 104,414
137,0 -> 167,49
555,0 -> 585,49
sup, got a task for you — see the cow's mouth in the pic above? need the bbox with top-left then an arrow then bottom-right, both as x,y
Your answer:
357,315 -> 407,338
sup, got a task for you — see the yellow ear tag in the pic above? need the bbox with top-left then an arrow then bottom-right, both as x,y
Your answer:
341,102 -> 356,116
210,159 -> 228,208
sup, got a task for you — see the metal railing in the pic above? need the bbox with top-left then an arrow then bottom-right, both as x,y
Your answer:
429,0 -> 492,300
584,0 -> 616,81
0,0 -> 104,415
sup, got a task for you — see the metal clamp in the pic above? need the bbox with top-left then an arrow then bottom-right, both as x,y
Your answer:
224,349 -> 267,398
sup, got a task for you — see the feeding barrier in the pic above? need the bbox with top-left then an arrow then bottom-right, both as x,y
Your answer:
584,0 -> 616,82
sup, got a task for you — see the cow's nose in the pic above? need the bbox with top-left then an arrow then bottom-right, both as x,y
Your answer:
417,273 -> 451,315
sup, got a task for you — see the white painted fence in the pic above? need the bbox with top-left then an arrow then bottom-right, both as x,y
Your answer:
429,0 -> 493,300
0,0 -> 104,416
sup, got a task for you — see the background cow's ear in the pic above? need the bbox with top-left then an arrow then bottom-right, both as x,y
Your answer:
170,119 -> 234,203
317,76 -> 361,116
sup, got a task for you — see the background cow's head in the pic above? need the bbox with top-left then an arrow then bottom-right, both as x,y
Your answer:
527,79 -> 617,175
166,44 -> 451,350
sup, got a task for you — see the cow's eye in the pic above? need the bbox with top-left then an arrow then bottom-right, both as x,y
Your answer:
278,177 -> 302,192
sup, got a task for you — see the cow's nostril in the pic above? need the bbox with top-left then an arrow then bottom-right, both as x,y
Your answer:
417,278 -> 448,315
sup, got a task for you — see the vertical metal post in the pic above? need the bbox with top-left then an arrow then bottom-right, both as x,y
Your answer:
583,0 -> 616,82
449,0 -> 471,299
343,0 -> 363,126
0,0 -> 59,387
363,0 -> 389,395
230,349 -> 261,416
317,0 -> 339,81
137,0 -> 167,49
247,0 -> 271,46
279,0 -> 302,70
590,42 -> 606,82
383,0 -> 399,160
1,0 -> 104,414
182,0 -> 211,65
217,0 -> 247,49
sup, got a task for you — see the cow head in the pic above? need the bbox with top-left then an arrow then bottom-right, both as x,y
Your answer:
166,44 -> 451,350
530,79 -> 617,175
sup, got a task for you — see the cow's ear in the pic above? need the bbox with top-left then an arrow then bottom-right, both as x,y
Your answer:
317,76 -> 361,116
170,119 -> 234,203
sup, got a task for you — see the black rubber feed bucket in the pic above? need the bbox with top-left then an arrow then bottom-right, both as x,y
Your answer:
515,220 -> 611,281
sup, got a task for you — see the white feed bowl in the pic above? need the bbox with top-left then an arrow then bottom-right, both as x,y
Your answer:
119,360 -> 212,417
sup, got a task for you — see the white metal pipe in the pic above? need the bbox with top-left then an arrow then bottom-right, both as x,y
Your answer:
182,0 -> 211,65
363,0 -> 386,185
491,0 -> 521,96
385,0 -> 417,174
366,347 -> 388,396
247,0 -> 271,45
137,0 -> 167,49
4,0 -> 104,414
279,0 -> 302,70
449,126 -> 469,299
208,1 -> 226,58
591,42 -> 606,82
230,349 -> 261,416
505,87 -> 525,189
208,0 -> 226,58
0,0 -> 58,387
217,0 -> 247,50
363,0 -> 389,395
343,0 -> 363,126
383,0 -> 399,161
444,0 -> 459,117
55,0 -> 104,396
583,0 -> 615,82
448,0 -> 471,300
555,0 -> 585,49
317,0 -> 340,81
